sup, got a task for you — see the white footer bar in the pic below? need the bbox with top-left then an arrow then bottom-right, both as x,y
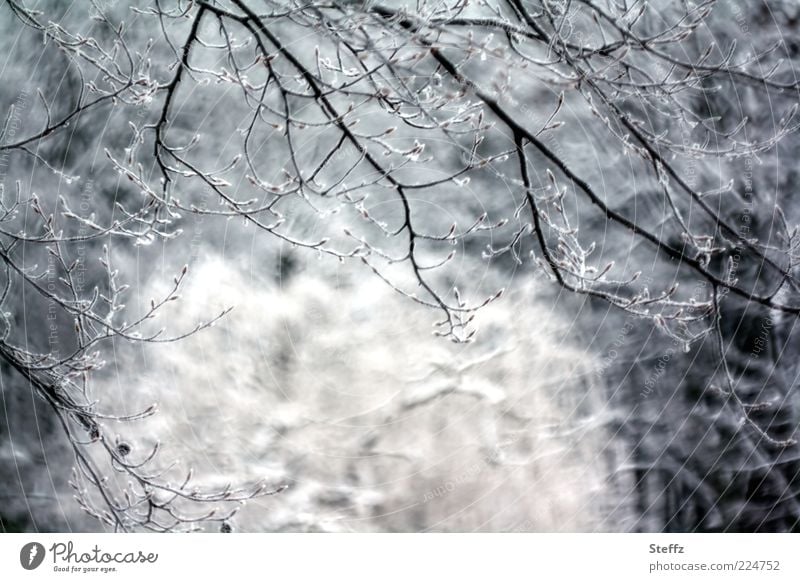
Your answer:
1,533 -> 796,581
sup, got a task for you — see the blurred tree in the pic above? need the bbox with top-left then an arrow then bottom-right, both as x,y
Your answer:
1,0 -> 799,531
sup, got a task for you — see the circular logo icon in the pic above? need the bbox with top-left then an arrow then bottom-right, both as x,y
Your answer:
20,542 -> 46,570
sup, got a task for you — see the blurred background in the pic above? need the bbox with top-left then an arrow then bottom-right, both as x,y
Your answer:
1,0 -> 799,532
